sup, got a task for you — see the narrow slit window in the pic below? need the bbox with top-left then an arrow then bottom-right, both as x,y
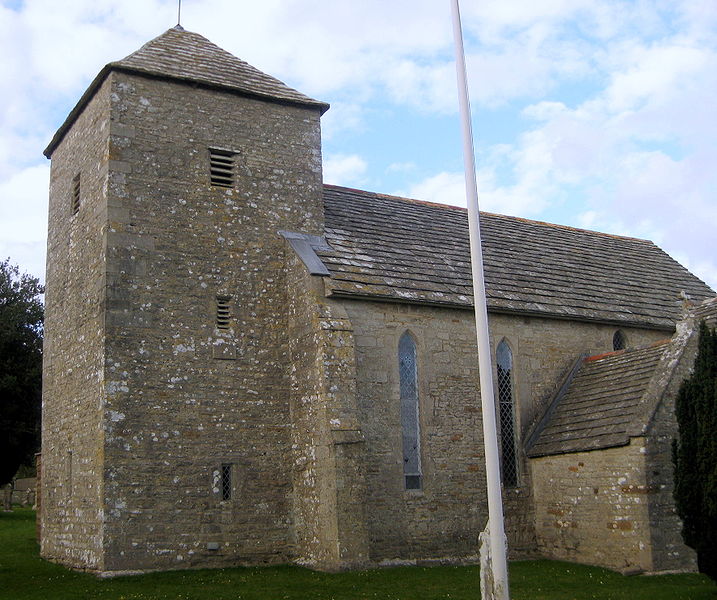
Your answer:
221,464 -> 232,501
497,340 -> 518,487
216,295 -> 231,330
71,174 -> 81,215
66,450 -> 73,499
399,332 -> 422,490
209,148 -> 236,188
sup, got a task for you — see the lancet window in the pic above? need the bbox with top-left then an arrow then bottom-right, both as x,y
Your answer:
399,332 -> 422,490
496,339 -> 518,487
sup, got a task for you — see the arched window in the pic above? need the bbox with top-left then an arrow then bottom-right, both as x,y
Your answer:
496,340 -> 518,487
399,332 -> 422,490
613,330 -> 626,351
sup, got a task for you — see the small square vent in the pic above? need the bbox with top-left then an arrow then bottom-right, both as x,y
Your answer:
209,148 -> 236,188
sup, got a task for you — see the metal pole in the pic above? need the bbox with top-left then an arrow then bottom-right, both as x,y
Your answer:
449,1 -> 510,598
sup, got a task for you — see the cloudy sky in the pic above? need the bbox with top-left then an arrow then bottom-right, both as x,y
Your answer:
1,0 -> 715,290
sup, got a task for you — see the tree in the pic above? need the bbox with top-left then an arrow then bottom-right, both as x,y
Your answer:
0,259 -> 43,488
673,321 -> 717,581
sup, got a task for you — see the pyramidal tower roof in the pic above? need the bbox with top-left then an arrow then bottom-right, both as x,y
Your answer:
115,27 -> 327,110
45,26 -> 329,157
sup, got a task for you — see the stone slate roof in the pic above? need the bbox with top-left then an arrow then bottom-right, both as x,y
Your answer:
692,296 -> 717,325
318,186 -> 715,329
526,342 -> 670,457
46,27 -> 328,157
113,27 -> 327,111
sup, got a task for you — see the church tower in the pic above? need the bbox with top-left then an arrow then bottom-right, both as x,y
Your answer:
41,27 -> 337,573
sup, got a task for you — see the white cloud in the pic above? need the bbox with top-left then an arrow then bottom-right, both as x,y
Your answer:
603,44 -> 708,113
0,165 -> 50,242
462,18 -> 717,290
384,59 -> 457,113
686,260 -> 717,293
386,162 -> 417,174
404,172 -> 467,207
320,102 -> 365,141
323,154 -> 368,187
0,164 -> 50,280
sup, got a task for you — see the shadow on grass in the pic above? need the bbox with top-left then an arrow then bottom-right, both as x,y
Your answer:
2,509 -> 715,600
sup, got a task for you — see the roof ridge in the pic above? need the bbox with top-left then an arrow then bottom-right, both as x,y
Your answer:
323,184 -> 654,244
324,184 -> 467,212
584,339 -> 671,363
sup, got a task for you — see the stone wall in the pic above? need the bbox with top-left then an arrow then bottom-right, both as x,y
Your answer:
337,297 -> 669,562
532,440 -> 656,573
35,454 -> 42,541
44,66 -> 326,573
41,77 -> 111,571
341,300 -> 486,563
10,478 -> 36,507
97,71 -> 324,573
488,315 -> 664,557
645,401 -> 697,573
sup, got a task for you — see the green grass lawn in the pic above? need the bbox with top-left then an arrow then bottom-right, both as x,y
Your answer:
1,508 -> 715,600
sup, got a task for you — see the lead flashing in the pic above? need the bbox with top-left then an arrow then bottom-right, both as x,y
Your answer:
279,230 -> 332,276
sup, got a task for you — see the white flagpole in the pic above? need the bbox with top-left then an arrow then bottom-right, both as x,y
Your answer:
449,1 -> 510,598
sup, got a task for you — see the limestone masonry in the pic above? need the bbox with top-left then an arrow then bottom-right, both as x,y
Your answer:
41,26 -> 716,575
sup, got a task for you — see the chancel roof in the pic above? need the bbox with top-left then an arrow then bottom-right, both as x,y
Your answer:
526,297 -> 717,457
526,343 -> 670,457
317,186 -> 715,329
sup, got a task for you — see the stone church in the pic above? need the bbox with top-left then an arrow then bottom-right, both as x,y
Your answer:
40,26 -> 716,576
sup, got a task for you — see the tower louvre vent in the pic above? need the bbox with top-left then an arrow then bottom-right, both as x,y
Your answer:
209,148 -> 236,188
216,295 -> 231,329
